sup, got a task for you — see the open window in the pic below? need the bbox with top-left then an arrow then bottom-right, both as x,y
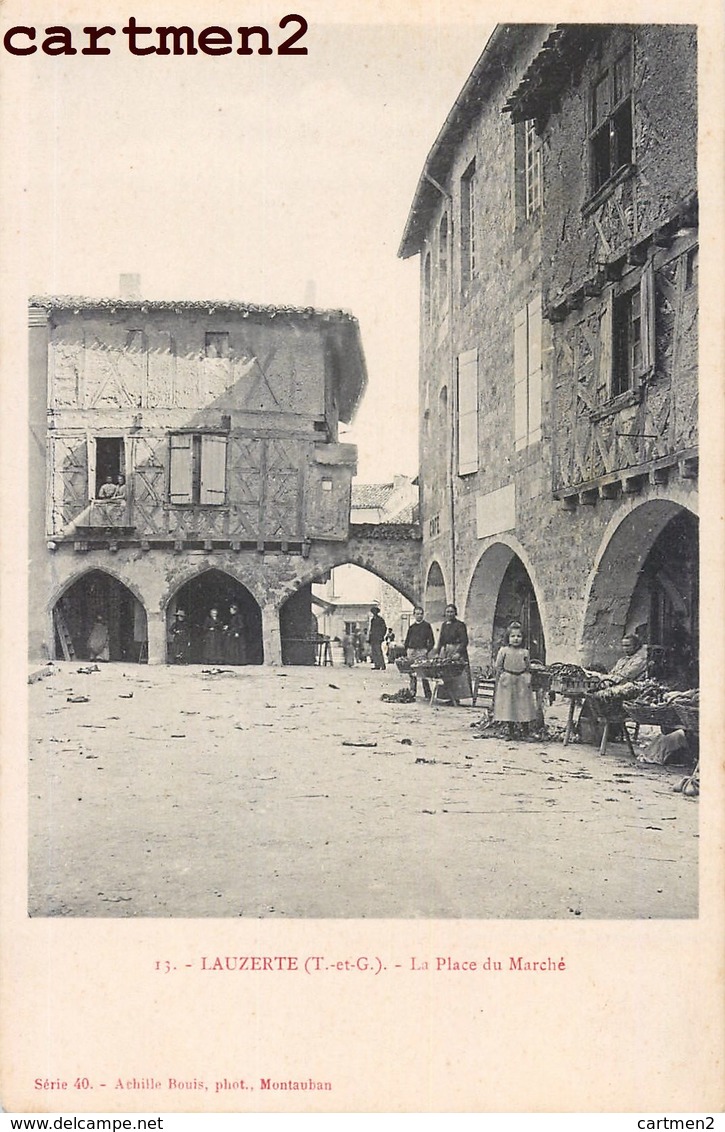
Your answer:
94,437 -> 125,498
599,262 -> 655,403
589,49 -> 633,196
169,433 -> 228,505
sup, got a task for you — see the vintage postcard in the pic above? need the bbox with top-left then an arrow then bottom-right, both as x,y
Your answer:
1,0 -> 723,1115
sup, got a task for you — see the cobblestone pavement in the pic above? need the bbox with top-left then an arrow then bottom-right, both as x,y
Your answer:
28,661 -> 698,918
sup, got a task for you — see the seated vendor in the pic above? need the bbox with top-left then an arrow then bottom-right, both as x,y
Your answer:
608,634 -> 648,683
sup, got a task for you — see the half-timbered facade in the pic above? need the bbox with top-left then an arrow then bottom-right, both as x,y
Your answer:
400,23 -> 698,679
29,295 -> 373,665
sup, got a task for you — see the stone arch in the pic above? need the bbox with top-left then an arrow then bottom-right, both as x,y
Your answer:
278,556 -> 418,663
50,567 -> 148,662
580,497 -> 699,671
423,560 -> 448,629
158,561 -> 266,615
165,567 -> 263,665
463,538 -> 548,665
277,555 -> 419,610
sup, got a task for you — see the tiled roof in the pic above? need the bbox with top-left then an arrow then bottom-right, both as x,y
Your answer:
351,483 -> 396,509
28,295 -> 358,324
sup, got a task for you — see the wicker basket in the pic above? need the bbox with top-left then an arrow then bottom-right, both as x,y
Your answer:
622,700 -> 681,728
395,657 -> 413,674
410,659 -> 465,679
673,702 -> 699,733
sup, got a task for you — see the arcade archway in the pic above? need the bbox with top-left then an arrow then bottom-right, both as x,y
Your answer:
582,501 -> 698,681
167,568 -> 263,664
465,544 -> 545,663
52,569 -> 147,662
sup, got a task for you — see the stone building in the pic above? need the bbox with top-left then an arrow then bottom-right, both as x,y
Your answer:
28,292 -> 383,666
398,23 -> 698,681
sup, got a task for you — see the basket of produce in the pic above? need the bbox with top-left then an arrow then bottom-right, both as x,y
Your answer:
622,700 -> 681,728
395,656 -> 413,673
410,657 -> 465,679
547,662 -> 604,696
670,690 -> 699,733
529,662 -> 552,693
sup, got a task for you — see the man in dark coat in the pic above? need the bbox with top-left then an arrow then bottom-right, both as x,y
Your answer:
368,604 -> 387,670
224,603 -> 247,665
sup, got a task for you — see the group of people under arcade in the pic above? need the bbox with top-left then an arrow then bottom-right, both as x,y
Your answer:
168,604 -> 247,665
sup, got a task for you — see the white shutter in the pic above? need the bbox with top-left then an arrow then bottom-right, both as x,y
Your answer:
514,307 -> 528,450
527,296 -> 542,443
640,261 -> 655,376
169,434 -> 193,503
457,348 -> 479,475
200,434 -> 227,504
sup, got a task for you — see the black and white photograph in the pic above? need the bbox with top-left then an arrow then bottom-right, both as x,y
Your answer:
2,0 -> 723,1116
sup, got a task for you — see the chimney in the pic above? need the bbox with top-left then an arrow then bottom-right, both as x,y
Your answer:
120,273 -> 142,299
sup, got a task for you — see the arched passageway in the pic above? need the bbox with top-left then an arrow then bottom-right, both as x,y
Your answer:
294,563 -> 415,665
52,569 -> 147,662
582,500 -> 698,679
167,568 -> 263,664
465,544 -> 545,663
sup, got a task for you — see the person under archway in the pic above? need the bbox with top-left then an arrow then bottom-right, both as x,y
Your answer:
434,603 -> 472,704
87,614 -> 110,662
368,605 -> 387,670
493,621 -> 537,737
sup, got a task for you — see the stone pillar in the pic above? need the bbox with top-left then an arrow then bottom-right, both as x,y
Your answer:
147,610 -> 167,665
261,604 -> 282,666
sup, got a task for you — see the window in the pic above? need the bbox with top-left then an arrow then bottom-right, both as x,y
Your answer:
514,119 -> 542,227
438,213 -> 449,308
429,515 -> 440,537
94,437 -> 125,497
589,50 -> 633,195
601,263 -> 654,400
457,348 -> 479,475
612,288 -> 642,397
423,252 -> 432,322
513,297 -> 542,450
524,120 -> 542,218
460,160 -> 476,287
205,331 -> 229,358
169,433 -> 228,505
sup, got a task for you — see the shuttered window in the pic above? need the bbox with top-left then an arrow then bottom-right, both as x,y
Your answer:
169,433 -> 227,505
514,296 -> 543,450
457,348 -> 479,476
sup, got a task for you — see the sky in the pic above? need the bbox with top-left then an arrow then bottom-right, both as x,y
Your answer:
7,2 -> 495,482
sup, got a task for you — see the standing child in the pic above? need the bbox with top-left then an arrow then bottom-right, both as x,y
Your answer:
342,630 -> 356,667
493,621 -> 537,736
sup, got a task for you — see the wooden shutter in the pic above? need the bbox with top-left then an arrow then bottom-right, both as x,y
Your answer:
599,287 -> 614,396
527,296 -> 542,443
200,435 -> 227,504
457,348 -> 479,475
640,260 -> 655,376
514,307 -> 528,450
169,434 -> 193,503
